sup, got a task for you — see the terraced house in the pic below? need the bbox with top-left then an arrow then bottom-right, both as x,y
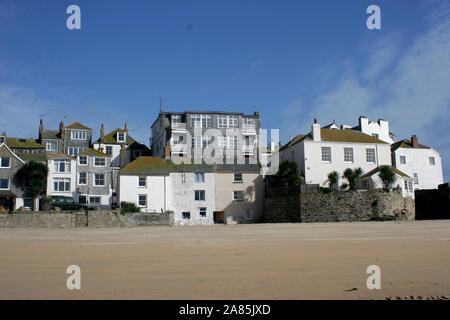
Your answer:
0,143 -> 26,211
38,120 -> 92,156
119,157 -> 263,225
280,119 -> 392,188
76,148 -> 112,209
46,153 -> 77,199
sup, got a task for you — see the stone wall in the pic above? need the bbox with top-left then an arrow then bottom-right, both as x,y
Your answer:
0,210 -> 174,228
264,189 -> 415,223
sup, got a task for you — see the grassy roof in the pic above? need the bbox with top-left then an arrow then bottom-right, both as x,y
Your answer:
362,165 -> 411,178
120,156 -> 261,176
15,152 -> 47,163
64,122 -> 91,130
391,139 -> 430,152
47,152 -> 75,160
94,128 -> 136,145
78,148 -> 111,157
281,129 -> 387,150
40,129 -> 60,140
6,137 -> 45,149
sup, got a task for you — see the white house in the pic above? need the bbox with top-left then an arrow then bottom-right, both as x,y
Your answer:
279,119 -> 392,188
46,153 -> 77,199
119,157 -> 263,225
391,135 -> 444,190
360,165 -> 415,198
353,116 -> 395,144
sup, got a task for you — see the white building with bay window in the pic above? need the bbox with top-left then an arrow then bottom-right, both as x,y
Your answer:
46,153 -> 77,198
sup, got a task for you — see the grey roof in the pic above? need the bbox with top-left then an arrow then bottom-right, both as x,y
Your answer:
41,129 -> 60,140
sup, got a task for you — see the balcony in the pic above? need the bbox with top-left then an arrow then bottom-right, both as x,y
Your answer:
172,122 -> 187,131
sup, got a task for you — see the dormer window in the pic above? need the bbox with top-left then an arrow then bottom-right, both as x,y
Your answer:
117,132 -> 126,142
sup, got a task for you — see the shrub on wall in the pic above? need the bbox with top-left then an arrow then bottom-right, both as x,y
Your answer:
120,202 -> 141,215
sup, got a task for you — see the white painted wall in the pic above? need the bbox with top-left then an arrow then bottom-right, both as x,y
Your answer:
169,172 -> 215,225
393,147 -> 443,190
119,174 -> 168,212
358,117 -> 394,144
362,172 -> 415,198
93,143 -> 130,168
46,158 -> 77,198
301,140 -> 391,187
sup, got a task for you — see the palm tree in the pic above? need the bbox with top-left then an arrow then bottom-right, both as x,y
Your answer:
343,168 -> 363,190
327,171 -> 339,190
378,165 -> 397,191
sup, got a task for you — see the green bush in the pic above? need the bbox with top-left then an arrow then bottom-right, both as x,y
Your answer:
120,202 -> 141,215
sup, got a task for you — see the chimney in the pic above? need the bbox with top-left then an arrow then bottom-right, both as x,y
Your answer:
39,119 -> 44,140
358,116 -> 369,133
411,135 -> 418,148
98,147 -> 104,153
253,111 -> 260,117
59,121 -> 64,132
100,124 -> 105,143
164,142 -> 171,159
312,118 -> 321,141
124,123 -> 128,133
120,145 -> 126,168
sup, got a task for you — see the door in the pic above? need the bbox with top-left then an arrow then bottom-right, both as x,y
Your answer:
213,211 -> 225,224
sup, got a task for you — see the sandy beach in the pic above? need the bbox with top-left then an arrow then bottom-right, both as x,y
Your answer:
0,220 -> 449,299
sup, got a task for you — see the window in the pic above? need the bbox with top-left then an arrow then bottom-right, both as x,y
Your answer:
117,132 -> 125,142
53,178 -> 70,192
89,197 -> 100,206
138,195 -> 147,207
182,212 -> 191,219
413,173 -> 419,184
399,156 -> 406,164
68,147 -> 85,156
71,131 -> 87,140
54,160 -> 71,173
245,210 -> 253,220
218,135 -> 238,150
429,157 -> 435,165
0,179 -> 9,190
138,176 -> 146,187
79,195 -> 87,204
366,148 -> 376,163
94,157 -> 106,166
199,207 -> 207,218
243,118 -> 253,127
194,190 -> 205,201
245,136 -> 250,146
194,172 -> 204,183
78,172 -> 87,185
94,173 -> 105,186
0,157 -> 10,168
234,173 -> 243,183
344,148 -> 353,163
46,141 -> 57,151
105,146 -> 113,155
321,147 -> 331,162
404,180 -> 408,191
408,181 -> 413,192
372,133 -> 379,139
191,114 -> 212,128
218,115 -> 238,128
233,191 -> 244,201
79,156 -> 87,165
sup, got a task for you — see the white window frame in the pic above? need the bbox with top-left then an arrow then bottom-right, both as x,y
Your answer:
78,172 -> 87,185
89,196 -> 101,206
0,157 -> 11,168
105,146 -> 113,155
46,141 -> 57,151
429,157 -> 435,165
71,131 -> 87,140
0,178 -> 10,190
54,160 -> 71,173
233,191 -> 244,201
93,173 -> 105,187
182,212 -> 191,220
344,148 -> 353,163
194,172 -> 205,183
138,176 -> 147,187
218,115 -> 238,128
233,173 -> 243,183
53,178 -> 71,192
321,147 -> 331,163
117,132 -> 126,142
199,207 -> 207,218
413,173 -> 419,184
366,148 -> 376,164
194,190 -> 205,201
94,157 -> 106,167
137,194 -> 147,207
78,155 -> 88,166
400,155 -> 406,165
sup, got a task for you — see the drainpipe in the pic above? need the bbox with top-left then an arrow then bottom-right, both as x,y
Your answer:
376,144 -> 379,166
164,175 -> 167,212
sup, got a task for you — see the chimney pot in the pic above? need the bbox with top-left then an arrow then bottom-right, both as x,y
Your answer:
314,118 -> 317,124
411,135 -> 418,148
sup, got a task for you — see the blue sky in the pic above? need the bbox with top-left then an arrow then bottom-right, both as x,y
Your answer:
0,0 -> 449,180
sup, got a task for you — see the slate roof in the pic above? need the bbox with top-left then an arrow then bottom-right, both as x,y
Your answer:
78,148 -> 111,157
46,152 -> 75,160
362,165 -> 411,179
41,129 -> 61,140
64,122 -> 91,130
15,152 -> 47,163
281,129 -> 387,150
5,138 -> 45,149
391,139 -> 431,152
94,128 -> 136,145
120,156 -> 261,176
